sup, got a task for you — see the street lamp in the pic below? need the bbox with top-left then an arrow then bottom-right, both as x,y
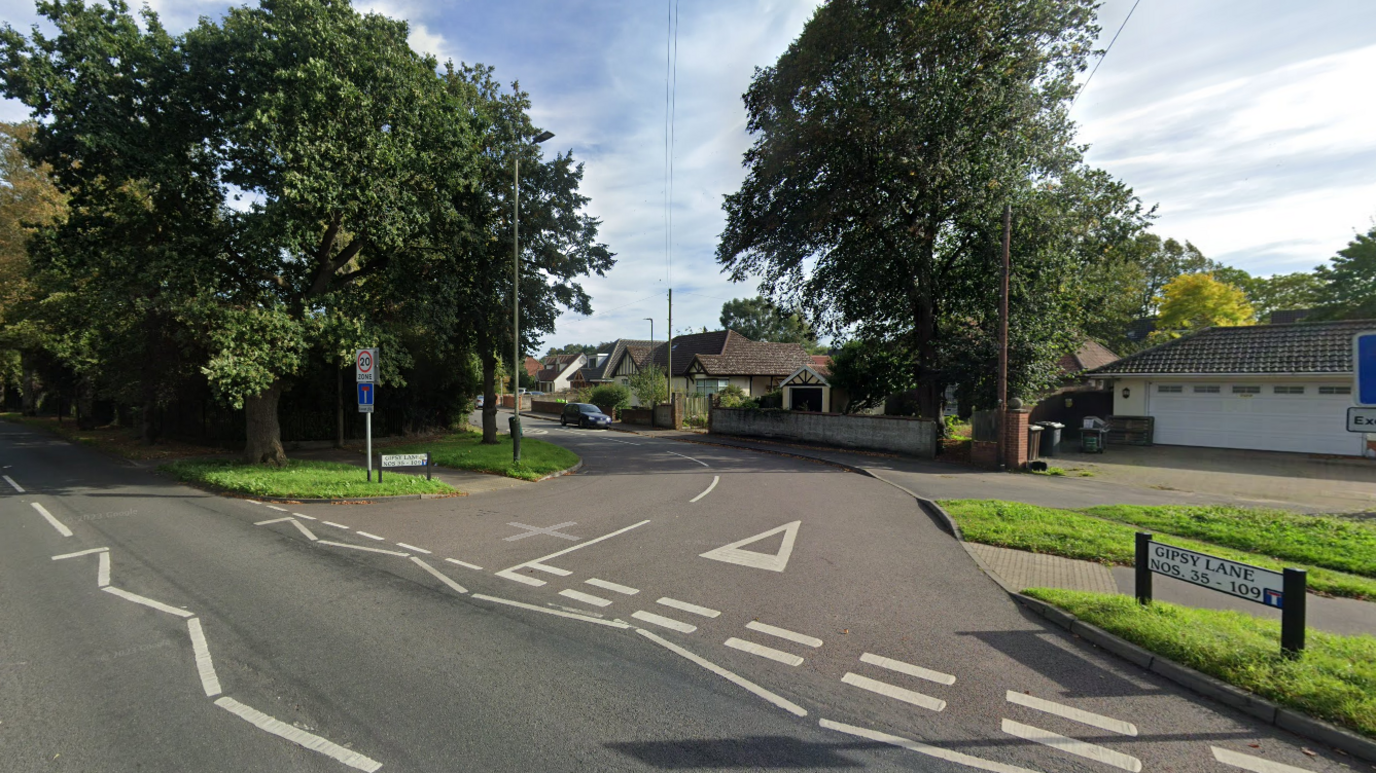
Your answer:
512,129 -> 555,462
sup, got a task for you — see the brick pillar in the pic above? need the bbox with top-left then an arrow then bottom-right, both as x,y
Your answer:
672,393 -> 685,430
1002,409 -> 1032,470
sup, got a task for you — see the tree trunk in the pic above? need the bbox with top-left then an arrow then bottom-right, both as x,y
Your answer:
481,352 -> 499,445
243,380 -> 287,466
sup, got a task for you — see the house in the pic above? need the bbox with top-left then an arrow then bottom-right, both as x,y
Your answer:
1086,319 -> 1372,456
640,330 -> 816,398
534,353 -> 587,393
1029,340 -> 1121,431
523,357 -> 541,382
576,339 -> 657,394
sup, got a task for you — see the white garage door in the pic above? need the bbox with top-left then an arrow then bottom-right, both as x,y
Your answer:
1147,381 -> 1361,456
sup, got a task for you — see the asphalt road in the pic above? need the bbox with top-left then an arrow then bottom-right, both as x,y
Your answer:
0,417 -> 1355,773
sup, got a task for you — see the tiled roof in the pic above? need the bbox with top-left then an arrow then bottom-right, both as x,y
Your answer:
523,357 -> 541,378
644,330 -> 737,377
1058,340 -> 1119,374
1087,319 -> 1375,376
694,340 -> 816,376
585,339 -> 658,381
811,355 -> 832,376
535,368 -> 560,381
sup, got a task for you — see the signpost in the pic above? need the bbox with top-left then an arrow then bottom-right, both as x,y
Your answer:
1136,533 -> 1305,654
378,453 -> 432,482
356,348 -> 378,481
1355,332 -> 1376,406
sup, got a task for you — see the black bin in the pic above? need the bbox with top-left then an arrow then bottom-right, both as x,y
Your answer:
1035,421 -> 1064,456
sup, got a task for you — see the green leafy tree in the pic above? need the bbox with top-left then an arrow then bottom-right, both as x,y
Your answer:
1312,226 -> 1376,320
824,339 -> 910,414
1247,271 -> 1324,319
719,296 -> 820,351
1152,273 -> 1255,337
628,364 -> 668,407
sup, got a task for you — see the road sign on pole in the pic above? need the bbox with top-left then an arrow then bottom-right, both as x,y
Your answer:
357,383 -> 374,413
1355,332 -> 1376,406
356,348 -> 378,384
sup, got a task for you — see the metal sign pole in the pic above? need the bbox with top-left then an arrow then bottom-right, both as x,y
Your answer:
366,412 -> 372,482
1135,532 -> 1153,605
1282,568 -> 1307,656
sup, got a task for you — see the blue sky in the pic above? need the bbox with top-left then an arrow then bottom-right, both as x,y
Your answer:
2,0 -> 1374,351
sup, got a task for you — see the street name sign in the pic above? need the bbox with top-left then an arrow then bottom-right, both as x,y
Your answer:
1347,407 -> 1376,433
380,454 -> 427,468
356,348 -> 378,384
357,383 -> 374,413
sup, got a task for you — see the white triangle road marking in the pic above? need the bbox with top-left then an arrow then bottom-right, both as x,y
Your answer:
699,521 -> 800,572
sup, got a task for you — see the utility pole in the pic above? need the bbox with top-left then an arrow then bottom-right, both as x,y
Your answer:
667,289 -> 673,402
997,204 -> 1011,471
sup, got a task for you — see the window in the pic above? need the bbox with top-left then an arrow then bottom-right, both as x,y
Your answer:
1193,385 -> 1221,394
1157,385 -> 1183,393
1231,385 -> 1260,394
1319,385 -> 1352,395
695,378 -> 729,395
1273,385 -> 1305,395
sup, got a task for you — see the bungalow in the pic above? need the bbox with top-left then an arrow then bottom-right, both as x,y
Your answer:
1086,319 -> 1372,457
535,353 -> 586,393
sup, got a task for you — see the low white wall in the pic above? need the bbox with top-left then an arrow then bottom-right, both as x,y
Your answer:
711,408 -> 936,459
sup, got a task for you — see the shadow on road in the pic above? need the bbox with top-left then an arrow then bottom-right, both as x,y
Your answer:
605,737 -> 871,768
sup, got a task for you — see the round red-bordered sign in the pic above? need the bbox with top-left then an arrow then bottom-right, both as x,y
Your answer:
357,349 -> 374,373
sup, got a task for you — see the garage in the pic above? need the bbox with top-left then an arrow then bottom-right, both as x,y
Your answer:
1088,319 -> 1374,458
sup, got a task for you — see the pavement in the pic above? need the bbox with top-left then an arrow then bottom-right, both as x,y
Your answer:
2,414 -> 1370,772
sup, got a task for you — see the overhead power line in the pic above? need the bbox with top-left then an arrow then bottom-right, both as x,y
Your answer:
1070,0 -> 1142,112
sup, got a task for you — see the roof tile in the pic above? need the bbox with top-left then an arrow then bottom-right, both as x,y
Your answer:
1088,319 -> 1374,376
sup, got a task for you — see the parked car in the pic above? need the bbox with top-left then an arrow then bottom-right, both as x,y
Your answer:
475,395 -> 485,408
561,402 -> 611,429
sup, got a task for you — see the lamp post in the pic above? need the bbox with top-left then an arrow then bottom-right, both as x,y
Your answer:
643,317 -> 654,344
512,129 -> 555,462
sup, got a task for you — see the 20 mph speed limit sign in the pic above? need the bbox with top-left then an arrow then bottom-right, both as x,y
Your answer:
356,348 -> 378,383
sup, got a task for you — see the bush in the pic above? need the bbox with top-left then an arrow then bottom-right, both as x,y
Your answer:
588,384 -> 632,415
717,385 -> 748,408
758,390 -> 783,409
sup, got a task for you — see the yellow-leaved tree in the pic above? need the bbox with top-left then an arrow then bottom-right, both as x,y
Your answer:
1151,273 -> 1255,340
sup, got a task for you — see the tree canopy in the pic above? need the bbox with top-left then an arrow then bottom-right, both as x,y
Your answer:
1313,226 -> 1376,320
1153,273 -> 1255,337
719,296 -> 820,351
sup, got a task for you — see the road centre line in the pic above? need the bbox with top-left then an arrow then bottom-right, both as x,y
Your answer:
289,520 -> 319,542
322,521 -> 350,530
317,540 -> 410,557
635,628 -> 808,717
409,557 -> 468,594
1006,691 -> 1137,736
471,593 -> 630,629
656,597 -> 721,618
265,505 -> 288,512
529,563 -> 571,576
1211,746 -> 1317,773
2,474 -> 24,493
356,531 -> 386,541
689,475 -> 720,503
585,578 -> 638,595
859,652 -> 956,685
97,551 -> 110,587
213,697 -> 382,772
632,610 -> 697,633
665,450 -> 709,467
52,547 -> 108,560
187,618 -> 222,697
746,620 -> 821,647
820,719 -> 1036,773
842,672 -> 945,712
31,502 -> 73,537
396,542 -> 431,554
103,586 -> 194,618
291,513 -> 316,520
1001,719 -> 1141,772
444,557 -> 483,571
559,589 -> 612,607
723,637 -> 804,666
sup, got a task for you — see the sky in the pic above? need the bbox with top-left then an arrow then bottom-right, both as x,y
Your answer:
2,0 -> 1374,351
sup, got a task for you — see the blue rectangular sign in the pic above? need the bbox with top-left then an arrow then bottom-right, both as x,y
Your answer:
1358,333 -> 1376,406
357,383 -> 374,406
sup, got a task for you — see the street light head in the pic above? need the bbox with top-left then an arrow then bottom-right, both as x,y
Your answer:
532,131 -> 555,144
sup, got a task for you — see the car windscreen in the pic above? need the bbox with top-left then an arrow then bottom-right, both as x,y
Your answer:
579,405 -> 599,413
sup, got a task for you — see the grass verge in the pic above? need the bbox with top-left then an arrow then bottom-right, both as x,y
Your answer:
160,459 -> 454,499
1024,589 -> 1376,739
939,499 -> 1376,600
386,431 -> 579,482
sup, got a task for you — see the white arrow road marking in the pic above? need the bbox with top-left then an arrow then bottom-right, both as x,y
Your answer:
1212,746 -> 1318,773
214,697 -> 382,772
356,531 -> 386,541
636,629 -> 806,717
2,474 -> 24,493
585,578 -> 638,595
699,521 -> 800,572
31,503 -> 72,537
265,505 -> 288,512
558,589 -> 612,607
690,475 -> 719,503
471,593 -> 630,629
820,719 -> 1037,773
1006,691 -> 1137,736
723,637 -> 803,666
859,652 -> 956,685
187,618 -> 222,697
495,519 -> 650,587
102,586 -> 194,618
528,562 -> 571,576
841,672 -> 945,712
409,557 -> 468,594
632,610 -> 697,633
746,621 -> 821,648
656,597 -> 720,618
1001,719 -> 1141,772
322,521 -> 350,530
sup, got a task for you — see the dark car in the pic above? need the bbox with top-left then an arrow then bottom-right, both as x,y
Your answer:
561,402 -> 611,429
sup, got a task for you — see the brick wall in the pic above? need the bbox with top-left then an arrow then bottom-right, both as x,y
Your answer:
1002,409 -> 1032,469
621,407 -> 653,425
529,399 -> 564,416
710,408 -> 936,458
970,440 -> 998,468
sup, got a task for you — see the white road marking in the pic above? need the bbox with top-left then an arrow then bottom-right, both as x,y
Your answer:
665,450 -> 709,467
52,547 -> 108,560
31,503 -> 73,537
723,637 -> 804,666
1006,691 -> 1137,736
409,557 -> 468,594
356,531 -> 386,541
495,519 -> 651,586
495,571 -> 547,586
2,474 -> 24,493
842,672 -> 945,711
213,696 -> 382,772
699,521 -> 800,572
636,629 -> 807,717
187,618 -> 222,697
254,516 -> 294,526
265,505 -> 288,512
632,610 -> 697,633
396,542 -> 431,554
102,586 -> 194,618
656,597 -> 721,618
550,603 -> 605,618
444,557 -> 483,571
1001,719 -> 1141,772
528,563 -> 571,576
559,589 -> 613,607
246,500 -> 263,505
290,519 -> 319,541
860,652 -> 956,685
585,578 -> 639,595
291,513 -> 316,520
318,540 -> 409,557
1212,746 -> 1318,773
471,593 -> 630,628
821,719 -> 1037,773
322,521 -> 350,530
689,475 -> 720,503
746,620 -> 821,647
97,551 -> 110,587
603,438 -> 640,445
504,521 -> 579,542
